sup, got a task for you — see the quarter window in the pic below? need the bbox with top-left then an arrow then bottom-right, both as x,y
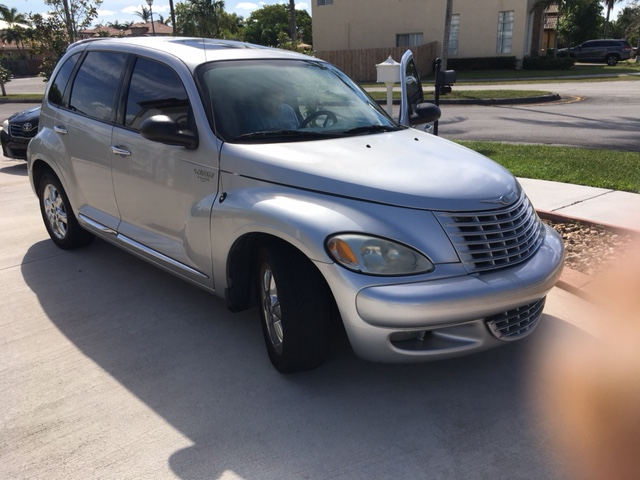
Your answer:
496,11 -> 514,54
124,57 -> 190,131
69,51 -> 127,123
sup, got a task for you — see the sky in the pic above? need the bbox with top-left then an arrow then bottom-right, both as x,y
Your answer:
3,0 -> 311,26
2,0 -> 633,28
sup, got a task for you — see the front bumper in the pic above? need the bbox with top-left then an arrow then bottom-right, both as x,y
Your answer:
333,225 -> 564,363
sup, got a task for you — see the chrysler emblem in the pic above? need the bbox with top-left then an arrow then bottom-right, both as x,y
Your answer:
481,191 -> 516,205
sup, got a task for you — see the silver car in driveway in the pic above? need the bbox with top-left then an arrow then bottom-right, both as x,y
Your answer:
27,37 -> 564,373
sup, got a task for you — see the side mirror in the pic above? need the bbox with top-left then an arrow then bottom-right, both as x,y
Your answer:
409,102 -> 441,126
140,115 -> 199,149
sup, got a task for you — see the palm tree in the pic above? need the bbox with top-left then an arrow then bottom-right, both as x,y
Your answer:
0,6 -> 27,25
135,6 -> 152,23
603,0 -> 622,37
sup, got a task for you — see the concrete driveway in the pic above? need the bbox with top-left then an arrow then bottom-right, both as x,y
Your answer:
1,156 -> 594,479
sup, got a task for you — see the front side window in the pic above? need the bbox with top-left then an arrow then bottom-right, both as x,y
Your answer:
198,59 -> 399,143
124,57 -> 190,131
396,33 -> 423,47
48,52 -> 81,107
496,11 -> 514,54
448,14 -> 460,56
69,51 -> 128,122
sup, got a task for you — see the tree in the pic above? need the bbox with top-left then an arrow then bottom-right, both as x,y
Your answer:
43,0 -> 102,43
135,6 -> 152,23
0,6 -> 27,24
557,0 -> 603,46
1,27 -> 28,50
602,0 -> 622,37
27,13 -> 69,80
175,0 -> 228,38
107,20 -> 133,31
0,63 -> 11,96
243,4 -> 311,47
613,1 -> 640,46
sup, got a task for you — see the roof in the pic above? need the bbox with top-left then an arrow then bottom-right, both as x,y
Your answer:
67,37 -> 319,72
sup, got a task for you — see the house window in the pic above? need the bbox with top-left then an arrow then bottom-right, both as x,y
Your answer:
448,14 -> 460,56
496,11 -> 514,54
396,33 -> 423,47
317,0 -> 333,5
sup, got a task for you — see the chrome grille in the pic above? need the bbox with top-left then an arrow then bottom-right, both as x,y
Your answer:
435,193 -> 544,273
10,123 -> 37,139
486,298 -> 545,341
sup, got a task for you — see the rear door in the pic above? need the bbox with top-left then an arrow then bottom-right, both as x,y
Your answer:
55,50 -> 127,231
111,56 -> 218,287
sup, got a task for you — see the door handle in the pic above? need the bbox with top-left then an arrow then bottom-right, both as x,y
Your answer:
110,145 -> 131,157
53,125 -> 68,134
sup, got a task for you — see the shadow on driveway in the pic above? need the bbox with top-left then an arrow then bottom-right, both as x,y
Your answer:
21,238 -> 568,479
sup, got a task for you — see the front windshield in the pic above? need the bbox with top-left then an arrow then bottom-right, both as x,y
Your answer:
197,59 -> 399,143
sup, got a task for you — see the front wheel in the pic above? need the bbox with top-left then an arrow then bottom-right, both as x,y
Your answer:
38,173 -> 95,249
606,54 -> 619,66
257,243 -> 333,373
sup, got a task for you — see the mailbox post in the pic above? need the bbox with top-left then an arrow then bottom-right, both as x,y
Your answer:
376,56 -> 401,116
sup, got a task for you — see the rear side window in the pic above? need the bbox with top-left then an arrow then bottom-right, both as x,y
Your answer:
69,51 -> 127,123
124,57 -> 190,131
48,52 -> 81,107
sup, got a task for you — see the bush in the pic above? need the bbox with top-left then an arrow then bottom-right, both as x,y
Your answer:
446,56 -> 517,71
522,55 -> 575,70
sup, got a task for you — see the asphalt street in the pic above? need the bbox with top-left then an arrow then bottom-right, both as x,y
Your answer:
0,75 -> 626,479
438,78 -> 640,152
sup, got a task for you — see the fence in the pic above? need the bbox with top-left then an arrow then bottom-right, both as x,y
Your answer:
315,42 -> 439,82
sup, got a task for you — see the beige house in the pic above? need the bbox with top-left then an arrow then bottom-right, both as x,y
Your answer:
311,0 -> 546,61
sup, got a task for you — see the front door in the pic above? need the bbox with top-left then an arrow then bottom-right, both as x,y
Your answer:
111,57 -> 219,288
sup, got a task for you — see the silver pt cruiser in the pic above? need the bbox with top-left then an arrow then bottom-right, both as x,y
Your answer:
27,37 -> 564,373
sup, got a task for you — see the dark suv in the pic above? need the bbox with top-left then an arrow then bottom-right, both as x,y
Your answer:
557,39 -> 633,66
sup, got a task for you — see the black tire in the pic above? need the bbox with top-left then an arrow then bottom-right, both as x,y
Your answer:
257,242 -> 332,373
606,54 -> 619,66
38,173 -> 95,250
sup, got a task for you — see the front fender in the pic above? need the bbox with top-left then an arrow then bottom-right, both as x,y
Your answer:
210,172 -> 459,292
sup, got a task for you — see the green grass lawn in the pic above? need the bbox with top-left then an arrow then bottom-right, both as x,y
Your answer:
457,141 -> 640,193
0,94 -> 43,102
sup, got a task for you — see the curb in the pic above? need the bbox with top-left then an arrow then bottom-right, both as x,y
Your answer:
374,93 -> 561,106
537,209 -> 640,302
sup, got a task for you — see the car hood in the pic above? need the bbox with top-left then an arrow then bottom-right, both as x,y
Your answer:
220,129 -> 519,211
10,106 -> 41,123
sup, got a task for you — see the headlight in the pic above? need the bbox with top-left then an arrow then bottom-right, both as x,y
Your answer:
2,119 -> 8,132
326,234 -> 434,276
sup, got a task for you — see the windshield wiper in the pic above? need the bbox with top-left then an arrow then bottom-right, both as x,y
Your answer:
342,125 -> 402,135
233,129 -> 340,143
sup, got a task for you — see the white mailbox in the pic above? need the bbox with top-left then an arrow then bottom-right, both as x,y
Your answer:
376,56 -> 401,84
376,56 -> 401,115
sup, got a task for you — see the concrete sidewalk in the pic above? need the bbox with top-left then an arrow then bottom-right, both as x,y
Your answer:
519,177 -> 640,298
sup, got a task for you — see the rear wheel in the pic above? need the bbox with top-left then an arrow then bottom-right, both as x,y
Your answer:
38,173 -> 94,249
606,54 -> 619,66
257,242 -> 332,373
